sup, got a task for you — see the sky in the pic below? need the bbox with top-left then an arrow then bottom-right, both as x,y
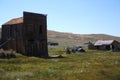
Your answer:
0,0 -> 120,37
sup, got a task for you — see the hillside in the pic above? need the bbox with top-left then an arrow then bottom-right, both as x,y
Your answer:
48,30 -> 120,47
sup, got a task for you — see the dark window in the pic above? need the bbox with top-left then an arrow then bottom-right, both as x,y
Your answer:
39,25 -> 43,34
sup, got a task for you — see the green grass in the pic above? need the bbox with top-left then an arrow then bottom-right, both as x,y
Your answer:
0,48 -> 120,80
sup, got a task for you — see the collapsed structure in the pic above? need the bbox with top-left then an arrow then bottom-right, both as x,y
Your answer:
0,12 -> 48,57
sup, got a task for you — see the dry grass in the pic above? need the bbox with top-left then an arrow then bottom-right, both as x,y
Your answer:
0,48 -> 120,80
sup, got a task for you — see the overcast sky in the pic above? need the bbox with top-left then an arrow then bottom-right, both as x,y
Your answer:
0,0 -> 120,37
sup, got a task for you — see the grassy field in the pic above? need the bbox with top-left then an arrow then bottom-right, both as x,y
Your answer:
0,48 -> 120,80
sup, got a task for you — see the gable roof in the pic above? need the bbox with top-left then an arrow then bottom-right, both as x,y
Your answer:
94,40 -> 114,46
3,17 -> 23,25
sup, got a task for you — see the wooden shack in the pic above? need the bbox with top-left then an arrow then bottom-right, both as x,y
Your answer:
48,42 -> 59,46
1,12 -> 48,57
94,40 -> 120,51
87,42 -> 96,50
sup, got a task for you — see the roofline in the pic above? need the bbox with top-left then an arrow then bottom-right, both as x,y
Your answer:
2,11 -> 47,26
2,17 -> 23,26
23,11 -> 47,16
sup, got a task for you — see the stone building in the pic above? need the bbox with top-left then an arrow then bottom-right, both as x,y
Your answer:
1,12 -> 48,57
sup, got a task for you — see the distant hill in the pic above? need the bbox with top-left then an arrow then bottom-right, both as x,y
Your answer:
48,30 -> 120,47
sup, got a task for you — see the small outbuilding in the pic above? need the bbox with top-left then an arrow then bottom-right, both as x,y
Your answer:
48,42 -> 59,46
94,40 -> 120,51
85,41 -> 96,50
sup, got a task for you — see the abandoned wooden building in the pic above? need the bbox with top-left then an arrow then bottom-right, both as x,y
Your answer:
86,41 -> 96,50
94,40 -> 120,51
48,42 -> 59,46
0,12 -> 48,57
